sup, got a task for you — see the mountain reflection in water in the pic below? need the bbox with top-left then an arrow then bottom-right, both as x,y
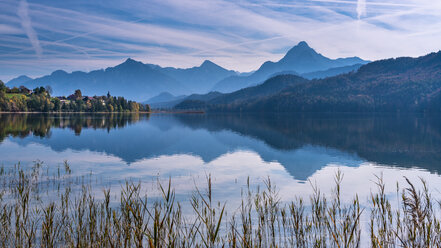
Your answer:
1,113 -> 440,181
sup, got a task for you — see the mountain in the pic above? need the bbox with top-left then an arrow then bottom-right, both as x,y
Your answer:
272,41 -> 366,73
210,75 -> 307,105
7,59 -> 236,101
143,92 -> 187,104
185,91 -> 224,102
143,92 -> 188,109
159,60 -> 237,93
263,64 -> 363,81
301,63 -> 363,80
6,42 -> 367,101
211,41 -> 369,93
175,74 -> 307,109
7,59 -> 186,101
7,75 -> 33,86
178,51 -> 441,113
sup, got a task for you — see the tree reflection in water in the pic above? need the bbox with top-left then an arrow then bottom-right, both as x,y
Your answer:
0,113 -> 149,140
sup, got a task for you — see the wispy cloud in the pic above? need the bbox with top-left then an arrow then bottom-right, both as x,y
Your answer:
0,24 -> 23,34
17,0 -> 42,57
1,0 -> 441,81
357,0 -> 367,19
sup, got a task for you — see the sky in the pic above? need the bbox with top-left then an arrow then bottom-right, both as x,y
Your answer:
1,0 -> 441,82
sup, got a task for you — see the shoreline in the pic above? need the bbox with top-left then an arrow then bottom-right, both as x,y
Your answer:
0,110 -> 205,114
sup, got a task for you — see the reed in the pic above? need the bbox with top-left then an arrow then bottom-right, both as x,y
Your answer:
0,162 -> 440,247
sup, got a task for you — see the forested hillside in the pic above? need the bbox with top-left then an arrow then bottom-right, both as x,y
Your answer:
176,51 -> 441,113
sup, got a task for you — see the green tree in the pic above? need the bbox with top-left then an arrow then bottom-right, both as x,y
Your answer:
129,101 -> 139,112
107,104 -> 114,112
145,104 -> 151,112
0,85 -> 144,113
11,87 -> 20,93
0,80 -> 6,92
19,86 -> 30,94
33,87 -> 46,95
0,80 -> 6,112
53,98 -> 61,111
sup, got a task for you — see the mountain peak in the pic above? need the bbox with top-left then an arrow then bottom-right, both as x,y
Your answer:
113,58 -> 146,71
157,92 -> 175,98
16,75 -> 32,80
285,41 -> 316,56
297,41 -> 310,48
124,58 -> 139,64
120,58 -> 145,67
51,70 -> 68,76
279,41 -> 324,67
7,75 -> 33,86
200,60 -> 217,68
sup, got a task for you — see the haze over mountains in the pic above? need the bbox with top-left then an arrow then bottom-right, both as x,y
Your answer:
7,42 -> 368,101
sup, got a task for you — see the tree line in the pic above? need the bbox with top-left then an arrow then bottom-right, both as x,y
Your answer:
0,113 -> 148,141
0,81 -> 150,112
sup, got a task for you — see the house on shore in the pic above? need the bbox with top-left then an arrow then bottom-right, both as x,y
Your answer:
19,86 -> 32,94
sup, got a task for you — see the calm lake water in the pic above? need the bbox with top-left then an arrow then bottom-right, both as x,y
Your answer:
1,113 -> 441,207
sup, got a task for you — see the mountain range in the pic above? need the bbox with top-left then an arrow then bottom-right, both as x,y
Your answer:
7,42 -> 368,101
7,58 -> 235,101
175,50 -> 441,113
211,41 -> 368,93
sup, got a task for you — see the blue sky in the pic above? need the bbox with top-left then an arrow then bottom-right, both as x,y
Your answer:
1,0 -> 441,81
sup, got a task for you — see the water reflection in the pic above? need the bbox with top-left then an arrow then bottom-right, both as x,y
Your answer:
2,113 -> 440,245
175,113 -> 441,172
1,113 -> 440,180
0,113 -> 148,140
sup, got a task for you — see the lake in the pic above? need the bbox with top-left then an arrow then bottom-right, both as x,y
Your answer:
1,112 -> 441,202
1,113 -> 441,245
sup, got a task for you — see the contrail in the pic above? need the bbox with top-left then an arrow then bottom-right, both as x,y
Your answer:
357,0 -> 366,19
1,16 -> 147,57
17,0 -> 42,57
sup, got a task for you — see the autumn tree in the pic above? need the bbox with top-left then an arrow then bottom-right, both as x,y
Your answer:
74,89 -> 82,100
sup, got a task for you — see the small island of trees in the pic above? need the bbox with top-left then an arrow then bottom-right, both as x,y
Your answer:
0,81 -> 150,113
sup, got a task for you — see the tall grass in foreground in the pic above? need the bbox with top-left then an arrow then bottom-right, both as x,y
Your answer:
0,163 -> 440,247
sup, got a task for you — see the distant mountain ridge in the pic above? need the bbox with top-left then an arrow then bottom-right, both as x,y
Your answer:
211,41 -> 369,93
143,92 -> 186,104
176,51 -> 441,113
7,59 -> 236,101
175,74 -> 307,110
7,75 -> 33,86
7,41 -> 368,101
142,92 -> 188,109
301,63 -> 363,80
159,60 -> 236,93
8,59 -> 186,101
